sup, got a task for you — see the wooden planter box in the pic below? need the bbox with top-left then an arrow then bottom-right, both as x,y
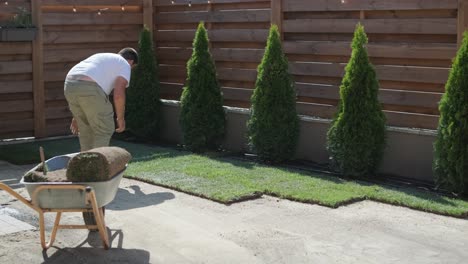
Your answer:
0,27 -> 37,42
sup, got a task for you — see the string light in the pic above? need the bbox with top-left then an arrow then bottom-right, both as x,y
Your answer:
169,1 -> 212,6
97,8 -> 109,16
4,1 -> 8,5
72,6 -> 77,12
121,1 -> 129,11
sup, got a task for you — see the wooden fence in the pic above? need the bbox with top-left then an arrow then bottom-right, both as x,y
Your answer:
0,0 -> 34,139
156,0 -> 459,130
1,0 -> 467,139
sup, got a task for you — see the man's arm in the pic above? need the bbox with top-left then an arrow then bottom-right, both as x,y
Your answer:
113,76 -> 128,133
70,117 -> 79,135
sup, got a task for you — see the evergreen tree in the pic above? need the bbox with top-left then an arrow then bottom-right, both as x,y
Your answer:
247,24 -> 299,163
179,22 -> 225,152
433,31 -> 468,195
326,24 -> 386,177
126,26 -> 161,140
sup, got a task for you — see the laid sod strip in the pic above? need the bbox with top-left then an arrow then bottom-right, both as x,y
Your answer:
2,138 -> 468,217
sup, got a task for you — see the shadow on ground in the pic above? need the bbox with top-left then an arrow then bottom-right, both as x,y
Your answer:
107,185 -> 175,211
42,229 -> 150,264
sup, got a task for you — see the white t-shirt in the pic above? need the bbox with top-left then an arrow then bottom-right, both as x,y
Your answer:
67,53 -> 131,95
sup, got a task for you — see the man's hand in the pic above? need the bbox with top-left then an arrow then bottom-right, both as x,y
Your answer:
116,118 -> 125,133
70,118 -> 79,135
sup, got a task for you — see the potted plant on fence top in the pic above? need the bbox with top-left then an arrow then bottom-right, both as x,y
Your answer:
0,7 -> 37,42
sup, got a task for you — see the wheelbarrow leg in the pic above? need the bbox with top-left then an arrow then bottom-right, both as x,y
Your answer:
88,191 -> 109,249
39,211 -> 62,250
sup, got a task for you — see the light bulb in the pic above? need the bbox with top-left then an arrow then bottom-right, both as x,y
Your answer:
73,6 -> 77,12
98,11 -> 102,15
171,0 -> 175,4
121,5 -> 125,11
188,0 -> 191,7
4,1 -> 8,5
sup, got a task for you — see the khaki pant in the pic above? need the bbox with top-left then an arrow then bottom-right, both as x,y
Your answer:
64,80 -> 115,151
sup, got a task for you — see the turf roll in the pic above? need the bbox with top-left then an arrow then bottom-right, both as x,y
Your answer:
66,146 -> 131,182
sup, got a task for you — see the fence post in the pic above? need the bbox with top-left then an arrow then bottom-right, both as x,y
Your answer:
271,0 -> 283,39
143,0 -> 153,31
32,0 -> 46,138
458,0 -> 468,47
207,1 -> 213,49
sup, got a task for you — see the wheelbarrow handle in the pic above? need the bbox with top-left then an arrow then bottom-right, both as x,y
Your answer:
0,182 -> 39,212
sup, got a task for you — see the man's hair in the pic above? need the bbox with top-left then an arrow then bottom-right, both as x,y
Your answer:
118,47 -> 138,64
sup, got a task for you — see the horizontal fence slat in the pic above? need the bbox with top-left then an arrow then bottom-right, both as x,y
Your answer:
0,43 -> 32,55
0,81 -> 33,94
0,119 -> 34,134
375,65 -> 449,84
43,13 -> 142,25
156,0 -> 266,6
43,30 -> 139,44
42,0 -> 142,5
46,106 -> 72,119
283,0 -> 458,12
44,47 -> 117,63
156,29 -> 269,42
295,102 -> 438,129
157,47 -> 265,62
290,62 -> 449,84
46,121 -> 70,137
0,61 -> 32,75
295,83 -> 442,109
156,10 -> 270,24
283,41 -> 457,60
0,100 -> 34,113
385,111 -> 438,129
283,18 -> 457,35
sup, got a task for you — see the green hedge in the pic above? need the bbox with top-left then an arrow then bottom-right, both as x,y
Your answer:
434,31 -> 468,196
247,25 -> 299,163
327,24 -> 386,177
179,22 -> 225,152
126,26 -> 161,140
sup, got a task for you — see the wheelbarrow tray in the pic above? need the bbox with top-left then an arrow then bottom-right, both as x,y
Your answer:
20,153 -> 124,209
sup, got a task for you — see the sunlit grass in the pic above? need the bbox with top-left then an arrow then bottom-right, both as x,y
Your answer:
1,138 -> 467,217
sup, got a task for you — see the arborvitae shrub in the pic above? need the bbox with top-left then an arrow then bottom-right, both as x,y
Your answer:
126,26 -> 161,140
326,24 -> 386,177
179,22 -> 225,152
247,25 -> 299,163
433,32 -> 468,196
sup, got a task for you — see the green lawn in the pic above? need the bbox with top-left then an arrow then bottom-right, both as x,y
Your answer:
1,137 -> 468,217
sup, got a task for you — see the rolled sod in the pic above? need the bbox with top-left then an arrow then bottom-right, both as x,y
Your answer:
66,146 -> 131,182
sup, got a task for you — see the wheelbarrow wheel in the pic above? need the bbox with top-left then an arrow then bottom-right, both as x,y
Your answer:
83,207 -> 105,232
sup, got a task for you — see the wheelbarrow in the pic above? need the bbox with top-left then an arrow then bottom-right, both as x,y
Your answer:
0,153 -> 125,250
